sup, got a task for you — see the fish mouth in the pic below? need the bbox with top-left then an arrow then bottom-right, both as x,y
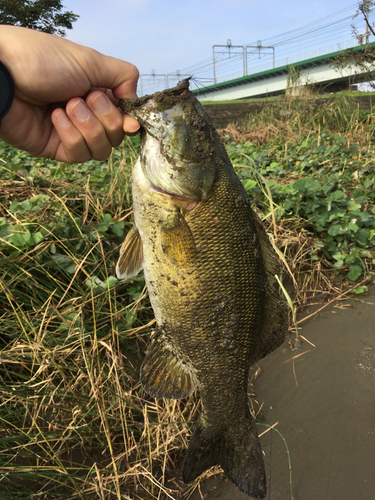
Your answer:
120,78 -> 191,117
125,78 -> 216,203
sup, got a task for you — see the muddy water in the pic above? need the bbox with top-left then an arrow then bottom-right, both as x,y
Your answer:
190,287 -> 375,499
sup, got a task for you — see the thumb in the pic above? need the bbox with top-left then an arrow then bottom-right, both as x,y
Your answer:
81,47 -> 139,98
79,47 -> 140,133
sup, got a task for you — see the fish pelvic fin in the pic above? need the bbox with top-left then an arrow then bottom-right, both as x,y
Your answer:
183,415 -> 266,499
116,226 -> 143,279
141,330 -> 197,399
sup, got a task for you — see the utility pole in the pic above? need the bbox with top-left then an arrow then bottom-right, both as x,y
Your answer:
212,40 -> 245,84
139,70 -> 167,95
245,41 -> 275,75
166,71 -> 191,88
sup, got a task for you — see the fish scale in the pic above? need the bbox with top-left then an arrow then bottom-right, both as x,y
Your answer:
117,79 -> 288,499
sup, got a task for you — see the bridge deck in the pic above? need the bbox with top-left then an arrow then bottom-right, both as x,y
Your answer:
193,41 -> 375,101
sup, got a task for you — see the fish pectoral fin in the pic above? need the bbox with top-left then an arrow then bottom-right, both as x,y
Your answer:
160,212 -> 196,265
116,226 -> 143,279
141,335 -> 197,399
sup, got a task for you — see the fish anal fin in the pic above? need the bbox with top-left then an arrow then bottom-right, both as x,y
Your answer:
116,226 -> 143,279
161,211 -> 196,265
141,333 -> 196,399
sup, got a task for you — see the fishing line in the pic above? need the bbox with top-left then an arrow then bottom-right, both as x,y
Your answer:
190,77 -> 213,98
268,408 -> 273,500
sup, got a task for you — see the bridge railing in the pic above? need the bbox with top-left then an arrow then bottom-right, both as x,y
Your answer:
217,39 -> 358,84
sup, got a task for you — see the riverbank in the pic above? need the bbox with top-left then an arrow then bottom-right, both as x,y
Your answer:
190,286 -> 375,499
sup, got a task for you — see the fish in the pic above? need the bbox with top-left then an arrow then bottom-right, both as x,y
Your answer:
117,79 -> 288,499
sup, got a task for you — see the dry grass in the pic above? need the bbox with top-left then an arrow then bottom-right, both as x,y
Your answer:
218,123 -> 289,146
218,91 -> 375,147
0,146 -> 235,499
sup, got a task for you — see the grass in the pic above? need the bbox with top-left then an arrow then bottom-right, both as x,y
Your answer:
0,90 -> 375,499
219,90 -> 375,310
200,90 -> 375,106
0,138 -> 201,499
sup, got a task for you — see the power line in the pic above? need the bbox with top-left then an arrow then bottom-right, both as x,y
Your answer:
140,4 -> 367,92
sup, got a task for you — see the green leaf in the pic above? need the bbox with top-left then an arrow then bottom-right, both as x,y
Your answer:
357,228 -> 370,245
107,276 -> 118,288
9,201 -> 25,213
112,221 -> 125,237
126,309 -> 137,325
243,179 -> 257,191
331,190 -> 344,201
350,286 -> 368,294
347,265 -> 362,281
333,260 -> 344,268
85,275 -> 117,292
50,254 -> 76,274
10,229 -> 31,248
327,224 -> 342,236
345,222 -> 358,232
348,200 -> 361,211
345,249 -> 360,264
31,231 -> 44,245
95,223 -> 109,233
363,179 -> 374,189
7,162 -> 22,172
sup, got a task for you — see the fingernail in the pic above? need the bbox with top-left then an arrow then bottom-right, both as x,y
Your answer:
91,94 -> 110,114
55,110 -> 72,128
72,99 -> 90,121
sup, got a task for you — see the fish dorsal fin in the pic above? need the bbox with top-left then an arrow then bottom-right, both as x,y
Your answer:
250,213 -> 289,364
141,329 -> 197,399
116,226 -> 143,279
160,210 -> 196,265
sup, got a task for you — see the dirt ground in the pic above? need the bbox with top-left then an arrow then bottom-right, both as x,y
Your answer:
190,286 -> 375,500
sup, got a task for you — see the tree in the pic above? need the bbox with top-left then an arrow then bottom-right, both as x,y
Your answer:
331,2 -> 375,89
352,1 -> 375,42
0,0 -> 79,37
331,45 -> 375,89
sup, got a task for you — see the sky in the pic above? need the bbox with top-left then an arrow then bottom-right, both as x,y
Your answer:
62,0 -> 370,94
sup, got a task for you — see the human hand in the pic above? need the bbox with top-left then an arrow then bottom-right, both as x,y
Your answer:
0,25 -> 140,163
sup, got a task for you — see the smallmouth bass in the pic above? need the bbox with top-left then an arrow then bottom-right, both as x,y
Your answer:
117,80 -> 288,499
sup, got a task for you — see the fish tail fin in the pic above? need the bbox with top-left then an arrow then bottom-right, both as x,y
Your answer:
182,416 -> 266,499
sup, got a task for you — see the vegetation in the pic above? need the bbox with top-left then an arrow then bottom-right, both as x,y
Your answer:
352,1 -> 375,40
0,0 -> 79,36
0,91 -> 374,498
331,44 -> 375,89
220,92 -> 375,305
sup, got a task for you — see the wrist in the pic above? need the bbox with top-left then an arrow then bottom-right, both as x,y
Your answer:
0,61 -> 14,121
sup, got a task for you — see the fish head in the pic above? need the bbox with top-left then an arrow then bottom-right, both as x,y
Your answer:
120,79 -> 216,201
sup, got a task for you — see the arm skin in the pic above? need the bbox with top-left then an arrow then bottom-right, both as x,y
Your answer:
0,25 -> 140,163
